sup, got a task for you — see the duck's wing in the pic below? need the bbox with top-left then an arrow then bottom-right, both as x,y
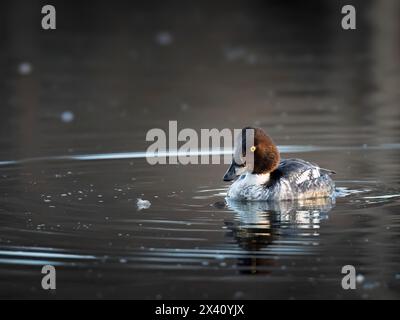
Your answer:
276,158 -> 335,186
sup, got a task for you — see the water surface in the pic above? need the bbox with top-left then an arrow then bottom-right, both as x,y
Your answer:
0,0 -> 400,299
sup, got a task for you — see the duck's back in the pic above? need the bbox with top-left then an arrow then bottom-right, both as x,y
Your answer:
269,158 -> 335,200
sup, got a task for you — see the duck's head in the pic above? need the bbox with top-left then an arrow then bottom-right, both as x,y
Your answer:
223,127 -> 280,182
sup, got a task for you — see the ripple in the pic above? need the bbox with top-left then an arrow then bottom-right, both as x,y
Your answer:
363,194 -> 400,200
1,143 -> 400,167
0,247 -> 98,267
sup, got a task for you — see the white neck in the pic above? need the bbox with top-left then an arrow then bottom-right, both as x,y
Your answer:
243,172 -> 270,185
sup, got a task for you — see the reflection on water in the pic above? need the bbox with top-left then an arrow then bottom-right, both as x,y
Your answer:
225,198 -> 334,274
1,143 -> 400,167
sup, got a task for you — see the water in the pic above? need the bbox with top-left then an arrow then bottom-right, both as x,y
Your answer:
0,0 -> 400,299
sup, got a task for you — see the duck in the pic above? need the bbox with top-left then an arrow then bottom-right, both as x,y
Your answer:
223,127 -> 336,201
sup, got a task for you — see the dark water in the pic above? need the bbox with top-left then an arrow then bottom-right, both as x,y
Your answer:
0,0 -> 400,299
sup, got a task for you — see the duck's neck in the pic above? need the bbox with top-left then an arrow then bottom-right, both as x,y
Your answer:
245,172 -> 270,185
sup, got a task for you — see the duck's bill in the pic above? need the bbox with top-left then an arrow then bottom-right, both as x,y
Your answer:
223,163 -> 238,181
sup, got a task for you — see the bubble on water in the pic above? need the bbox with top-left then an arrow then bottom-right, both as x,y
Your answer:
356,274 -> 365,284
137,198 -> 151,210
61,111 -> 75,123
155,31 -> 173,46
18,62 -> 32,75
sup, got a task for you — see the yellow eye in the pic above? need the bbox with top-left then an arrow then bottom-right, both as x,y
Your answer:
250,146 -> 256,152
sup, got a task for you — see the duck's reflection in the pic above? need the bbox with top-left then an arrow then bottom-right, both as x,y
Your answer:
224,198 -> 335,274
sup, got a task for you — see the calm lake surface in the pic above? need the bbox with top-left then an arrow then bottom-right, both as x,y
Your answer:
0,0 -> 399,299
